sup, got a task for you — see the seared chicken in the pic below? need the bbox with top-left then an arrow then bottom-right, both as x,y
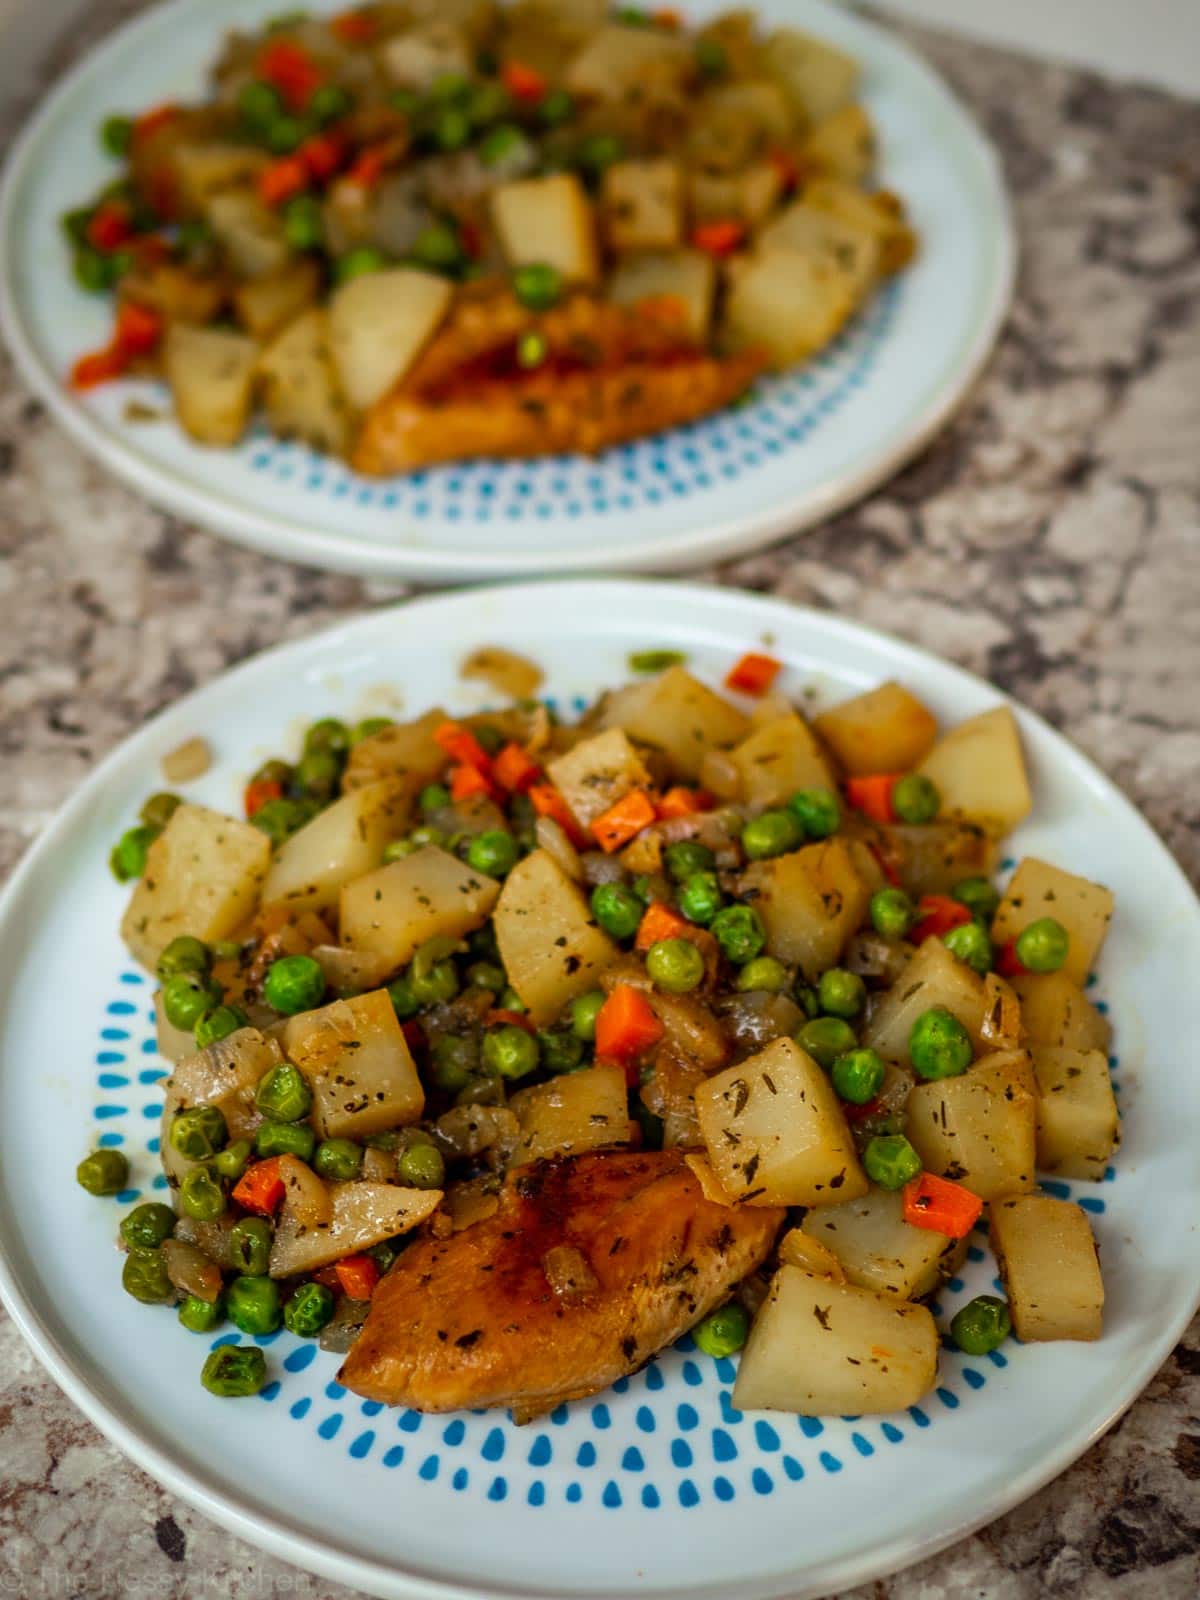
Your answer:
339,1149 -> 784,1413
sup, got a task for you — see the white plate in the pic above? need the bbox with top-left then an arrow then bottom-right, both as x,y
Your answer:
1,580 -> 1197,1599
0,0 -> 1014,580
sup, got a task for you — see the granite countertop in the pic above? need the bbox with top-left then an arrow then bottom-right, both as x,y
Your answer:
1,5 -> 1199,1597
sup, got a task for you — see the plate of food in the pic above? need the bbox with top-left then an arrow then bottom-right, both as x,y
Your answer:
0,579 -> 1196,1600
0,0 -> 1013,579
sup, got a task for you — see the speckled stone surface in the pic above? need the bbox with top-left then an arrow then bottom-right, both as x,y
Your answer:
1,6 -> 1199,1598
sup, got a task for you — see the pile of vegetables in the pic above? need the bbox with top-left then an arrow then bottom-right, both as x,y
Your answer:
84,648 -> 1115,1409
62,1 -> 914,466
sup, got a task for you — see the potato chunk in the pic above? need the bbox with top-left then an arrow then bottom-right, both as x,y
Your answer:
776,1227 -> 845,1281
1032,1045 -> 1119,1180
269,1181 -> 442,1278
490,173 -> 599,284
494,849 -> 619,1025
257,307 -> 351,456
801,1185 -> 963,1300
729,713 -> 835,808
990,1195 -> 1104,1342
733,1266 -> 938,1415
992,858 -> 1115,987
340,845 -> 501,973
329,267 -> 452,410
564,23 -> 690,100
916,706 -> 1032,836
802,104 -> 876,183
160,1027 -> 280,1187
601,159 -> 683,254
205,189 -> 289,279
509,1064 -> 630,1164
599,665 -> 748,780
121,803 -> 271,970
1012,972 -> 1111,1053
342,707 -> 447,793
757,203 -> 880,302
761,28 -> 860,123
862,937 -> 987,1065
546,728 -> 650,831
742,838 -> 869,979
814,681 -> 938,777
283,989 -> 424,1140
906,1050 -> 1037,1201
263,780 -> 411,915
233,259 -> 320,343
724,247 -> 857,369
608,249 -> 716,344
695,1037 -> 867,1208
163,324 -> 258,447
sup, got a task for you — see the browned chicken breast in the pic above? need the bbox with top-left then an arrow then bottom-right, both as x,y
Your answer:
339,1149 -> 784,1414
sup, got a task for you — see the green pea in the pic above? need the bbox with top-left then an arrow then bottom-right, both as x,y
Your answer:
252,757 -> 294,788
410,221 -> 464,273
369,1237 -> 403,1274
309,82 -> 351,125
335,246 -> 389,284
62,205 -> 93,247
194,1004 -> 249,1049
434,106 -> 471,151
499,987 -> 527,1015
267,114 -> 306,154
390,89 -> 422,115
710,904 -> 765,965
212,939 -> 244,961
76,1147 -> 130,1196
943,921 -> 993,975
479,123 -> 527,167
908,1006 -> 973,1080
398,1140 -> 445,1189
663,841 -> 716,881
162,972 -> 222,1031
283,193 -> 324,251
211,1139 -> 252,1181
416,783 -> 449,816
794,981 -> 819,1018
409,958 -> 459,1006
467,80 -> 512,126
862,1133 -> 922,1190
226,1275 -> 282,1336
466,960 -> 506,992
139,791 -> 182,830
513,261 -> 563,311
516,330 -> 547,369
350,716 -> 393,745
179,1166 -> 227,1222
254,1120 -> 316,1161
627,648 -> 686,673
156,935 -> 211,982
741,809 -> 803,861
408,824 -> 446,849
538,1030 -> 586,1074
262,954 -> 326,1016
951,876 -> 1001,922
591,881 -> 644,940
1015,917 -> 1069,974
678,870 -> 723,926
100,114 -> 133,157
692,1300 -> 749,1358
575,132 -> 624,180
178,1293 -> 224,1334
295,748 -> 341,800
787,786 -> 841,840
176,217 -> 213,258
387,974 -> 421,1020
736,956 -> 788,993
110,824 -> 158,883
831,1046 -> 886,1105
255,1063 -> 313,1124
646,937 -> 705,994
383,838 -> 420,861
467,829 -> 519,878
201,1343 -> 267,1397
571,990 -> 606,1041
120,1202 -> 176,1252
238,80 -> 284,131
695,37 -> 727,76
284,1281 -> 335,1337
482,1023 -> 539,1080
870,887 -> 915,939
818,967 -> 866,1019
313,1137 -> 363,1181
251,796 -> 312,845
950,1294 -> 1012,1355
122,1249 -> 175,1305
168,1105 -> 227,1162
229,1216 -> 273,1276
892,773 -> 940,825
473,723 -> 505,756
538,88 -> 574,126
74,245 -> 115,293
796,1016 -> 857,1070
429,1033 -> 477,1092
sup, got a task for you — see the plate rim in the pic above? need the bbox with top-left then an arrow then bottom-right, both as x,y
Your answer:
0,576 -> 1197,1600
0,0 -> 1017,581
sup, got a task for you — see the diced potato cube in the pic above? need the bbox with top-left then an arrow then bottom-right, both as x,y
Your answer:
509,1064 -> 630,1164
992,858 -> 1114,987
546,728 -> 650,831
263,780 -> 411,915
777,1227 -> 845,1281
862,938 -> 987,1064
598,665 -> 748,779
695,1037 -> 868,1207
342,707 -> 448,793
687,163 -> 783,228
340,845 -> 501,973
1012,972 -> 1111,1053
915,706 -> 1032,836
381,22 -> 472,88
1032,1045 -> 1119,1180
205,188 -> 290,279
729,713 -> 835,809
601,159 -> 682,254
701,80 -> 796,142
283,989 -> 424,1139
269,1181 -> 442,1277
564,24 -> 691,99
801,1185 -> 964,1300
121,803 -> 271,970
608,249 -> 716,344
802,103 -> 876,183
491,173 -> 599,285
169,141 -> 269,210
724,247 -> 857,369
256,307 -> 351,456
742,838 -> 870,979
329,267 -> 453,410
813,680 -> 938,777
882,821 -> 997,898
906,1050 -> 1037,1201
756,202 -> 880,302
733,1265 -> 938,1414
163,324 -> 258,448
233,259 -> 320,343
762,29 -> 860,124
802,179 -> 916,275
990,1195 -> 1104,1342
160,1027 -> 280,1187
494,849 -> 619,1025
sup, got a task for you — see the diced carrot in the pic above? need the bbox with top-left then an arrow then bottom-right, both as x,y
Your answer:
331,8 -> 377,42
493,742 -> 541,793
691,218 -> 746,257
528,782 -> 586,847
450,763 -> 494,802
656,785 -> 714,820
243,777 -> 283,818
995,941 -> 1028,979
86,201 -> 134,253
346,145 -> 389,190
845,773 -> 900,824
335,1253 -> 381,1300
635,901 -> 691,952
595,984 -> 664,1062
115,300 -> 164,356
259,155 -> 310,207
459,219 -> 484,260
501,60 -> 547,102
910,894 -> 974,945
592,788 -> 657,853
313,1264 -> 342,1290
485,1008 -> 536,1034
435,720 -> 493,774
299,130 -> 347,183
257,40 -> 325,112
132,103 -> 179,147
902,1172 -> 983,1239
725,650 -> 782,696
69,343 -> 128,391
232,1157 -> 286,1216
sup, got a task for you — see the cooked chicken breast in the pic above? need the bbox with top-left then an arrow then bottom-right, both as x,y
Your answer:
339,1149 -> 784,1414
